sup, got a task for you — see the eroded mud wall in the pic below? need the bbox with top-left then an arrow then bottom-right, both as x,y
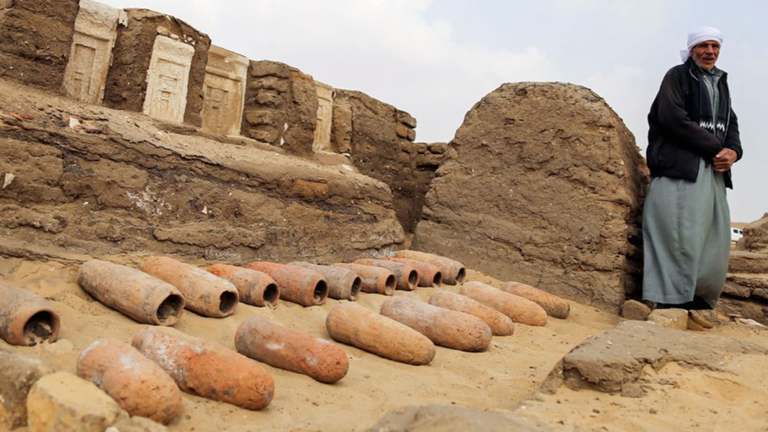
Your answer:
241,60 -> 318,156
413,83 -> 648,312
0,81 -> 404,263
331,90 -> 428,233
0,0 -> 79,91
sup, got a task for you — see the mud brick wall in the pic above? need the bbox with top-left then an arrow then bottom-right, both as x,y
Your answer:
0,80 -> 404,264
0,0 -> 79,91
241,60 -> 318,156
413,83 -> 648,312
103,9 -> 210,127
719,214 -> 768,324
398,143 -> 446,233
331,89 -> 424,232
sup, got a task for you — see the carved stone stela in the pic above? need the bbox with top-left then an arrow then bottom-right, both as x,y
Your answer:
142,36 -> 195,123
202,46 -> 248,135
62,0 -> 122,104
313,81 -> 333,152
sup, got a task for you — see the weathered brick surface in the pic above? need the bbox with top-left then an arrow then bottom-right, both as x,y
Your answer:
413,83 -> 648,312
241,61 -> 318,155
0,0 -> 79,90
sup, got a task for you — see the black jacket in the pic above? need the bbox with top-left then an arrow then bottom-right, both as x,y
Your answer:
647,57 -> 742,189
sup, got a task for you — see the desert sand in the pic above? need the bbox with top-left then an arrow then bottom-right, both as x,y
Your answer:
2,255 -> 768,432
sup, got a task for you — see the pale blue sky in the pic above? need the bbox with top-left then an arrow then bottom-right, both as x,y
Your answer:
97,0 -> 767,223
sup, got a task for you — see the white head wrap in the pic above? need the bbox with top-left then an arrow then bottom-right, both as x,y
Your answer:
680,26 -> 723,62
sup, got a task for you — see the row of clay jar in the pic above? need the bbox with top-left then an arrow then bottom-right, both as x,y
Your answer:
73,250 -> 469,327
72,317 -> 344,425
329,279 -> 571,365
0,250 -> 466,347
0,258 -> 571,426
69,278 -> 572,425
0,251 -> 568,350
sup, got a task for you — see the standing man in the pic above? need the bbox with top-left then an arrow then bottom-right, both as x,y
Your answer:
642,26 -> 743,326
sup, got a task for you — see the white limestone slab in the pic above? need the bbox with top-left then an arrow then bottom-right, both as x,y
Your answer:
62,0 -> 123,104
312,81 -> 334,152
142,35 -> 195,123
202,45 -> 248,135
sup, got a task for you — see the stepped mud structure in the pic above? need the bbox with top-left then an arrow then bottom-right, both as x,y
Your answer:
0,0 -> 441,265
721,213 -> 768,324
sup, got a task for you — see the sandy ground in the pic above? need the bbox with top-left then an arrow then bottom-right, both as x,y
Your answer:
2,256 -> 768,432
519,325 -> 768,432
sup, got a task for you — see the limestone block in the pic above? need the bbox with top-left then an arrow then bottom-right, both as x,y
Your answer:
0,349 -> 52,429
62,0 -> 123,104
202,46 -> 248,135
142,36 -> 195,123
647,309 -> 688,330
27,371 -> 122,432
312,81 -> 334,152
542,321 -> 767,395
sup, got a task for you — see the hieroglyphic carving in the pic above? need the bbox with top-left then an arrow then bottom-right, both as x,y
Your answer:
313,81 -> 334,152
202,46 -> 248,135
62,0 -> 123,104
142,36 -> 194,123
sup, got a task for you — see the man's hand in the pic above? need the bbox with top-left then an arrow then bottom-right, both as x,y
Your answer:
713,148 -> 738,173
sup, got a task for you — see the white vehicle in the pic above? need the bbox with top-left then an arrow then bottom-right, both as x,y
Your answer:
731,228 -> 744,242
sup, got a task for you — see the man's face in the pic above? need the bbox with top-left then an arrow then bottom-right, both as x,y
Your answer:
691,40 -> 720,70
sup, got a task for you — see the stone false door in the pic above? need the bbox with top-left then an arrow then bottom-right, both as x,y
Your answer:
201,46 -> 248,136
62,0 -> 124,104
142,36 -> 195,123
312,81 -> 334,152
